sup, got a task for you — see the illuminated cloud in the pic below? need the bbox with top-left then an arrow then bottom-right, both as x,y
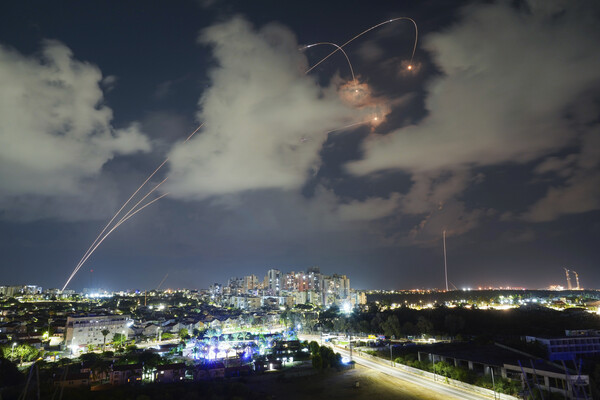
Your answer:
346,1 -> 600,234
0,40 -> 150,219
166,17 -> 370,199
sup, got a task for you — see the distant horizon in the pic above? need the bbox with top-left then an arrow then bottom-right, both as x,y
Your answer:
3,283 -> 599,294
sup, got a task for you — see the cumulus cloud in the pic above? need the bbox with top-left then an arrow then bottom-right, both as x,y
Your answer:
524,126 -> 600,222
166,17 -> 370,199
524,171 -> 600,222
345,0 -> 600,231
0,40 -> 151,218
337,193 -> 400,222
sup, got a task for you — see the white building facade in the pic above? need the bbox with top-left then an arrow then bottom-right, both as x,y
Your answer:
65,315 -> 131,350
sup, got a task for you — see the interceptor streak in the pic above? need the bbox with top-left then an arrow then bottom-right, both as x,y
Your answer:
62,124 -> 203,291
305,17 -> 418,75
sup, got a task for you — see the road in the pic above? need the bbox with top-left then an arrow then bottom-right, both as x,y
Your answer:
299,334 -> 495,400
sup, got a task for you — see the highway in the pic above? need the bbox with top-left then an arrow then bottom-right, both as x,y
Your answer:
299,335 -> 496,400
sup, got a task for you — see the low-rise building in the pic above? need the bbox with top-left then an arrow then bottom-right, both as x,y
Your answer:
110,364 -> 142,385
54,372 -> 90,388
194,362 -> 225,380
155,363 -> 186,383
526,332 -> 600,361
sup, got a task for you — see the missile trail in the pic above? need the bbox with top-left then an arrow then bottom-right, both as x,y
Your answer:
62,18 -> 419,290
62,176 -> 171,288
306,17 -> 418,75
302,42 -> 355,81
64,193 -> 170,289
325,120 -> 370,134
62,124 -> 203,291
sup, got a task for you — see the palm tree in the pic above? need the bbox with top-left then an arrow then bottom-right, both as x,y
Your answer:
101,329 -> 110,351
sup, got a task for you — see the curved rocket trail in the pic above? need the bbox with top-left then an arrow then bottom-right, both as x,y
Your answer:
62,18 -> 420,290
302,42 -> 355,82
305,17 -> 418,75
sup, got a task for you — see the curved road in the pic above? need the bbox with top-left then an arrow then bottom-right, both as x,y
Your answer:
300,335 -> 496,400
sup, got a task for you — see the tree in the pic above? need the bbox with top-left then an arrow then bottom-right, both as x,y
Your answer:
101,329 -> 110,351
309,341 -> 320,356
13,344 -> 39,366
79,352 -> 101,364
178,328 -> 189,340
113,333 -> 126,349
416,316 -> 433,336
91,359 -> 111,382
401,321 -> 416,336
381,315 -> 401,338
312,353 -> 323,369
126,344 -> 137,352
444,314 -> 465,336
138,351 -> 163,375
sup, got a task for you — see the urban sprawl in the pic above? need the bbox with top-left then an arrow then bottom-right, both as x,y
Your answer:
1,270 -> 600,400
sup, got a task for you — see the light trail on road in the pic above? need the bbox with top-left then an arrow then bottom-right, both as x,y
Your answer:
299,335 -> 495,400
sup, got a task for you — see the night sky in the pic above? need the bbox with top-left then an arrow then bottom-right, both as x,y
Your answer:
0,0 -> 598,291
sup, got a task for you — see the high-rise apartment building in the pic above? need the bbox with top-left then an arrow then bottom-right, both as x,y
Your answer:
243,275 -> 259,293
266,269 -> 281,295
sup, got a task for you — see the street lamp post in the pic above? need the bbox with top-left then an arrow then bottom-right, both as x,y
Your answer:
11,342 -> 17,362
389,344 -> 394,366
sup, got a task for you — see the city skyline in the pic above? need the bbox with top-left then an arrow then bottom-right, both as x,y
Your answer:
0,0 -> 599,291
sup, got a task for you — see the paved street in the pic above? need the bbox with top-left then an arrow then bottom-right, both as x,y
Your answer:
299,334 -> 495,400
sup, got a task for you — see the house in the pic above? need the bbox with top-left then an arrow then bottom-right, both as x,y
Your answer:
163,322 -> 178,334
80,361 -> 109,382
208,319 -> 222,331
254,359 -> 282,372
142,323 -> 161,337
194,362 -> 225,380
54,372 -> 90,388
155,363 -> 186,383
273,340 -> 300,357
110,364 -> 143,385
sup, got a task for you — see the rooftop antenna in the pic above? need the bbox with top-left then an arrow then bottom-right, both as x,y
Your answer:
443,230 -> 449,291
